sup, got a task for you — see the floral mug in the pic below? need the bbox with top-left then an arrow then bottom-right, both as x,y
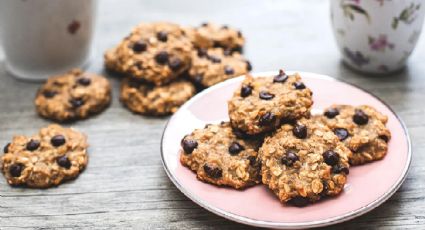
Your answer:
331,0 -> 425,74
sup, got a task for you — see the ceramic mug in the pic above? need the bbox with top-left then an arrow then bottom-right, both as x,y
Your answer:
331,0 -> 425,74
0,0 -> 97,81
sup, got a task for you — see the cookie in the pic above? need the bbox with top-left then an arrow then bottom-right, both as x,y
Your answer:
35,69 -> 111,122
188,48 -> 251,88
105,22 -> 193,85
120,77 -> 195,116
319,105 -> 391,165
187,23 -> 245,52
259,117 -> 352,206
228,70 -> 313,135
1,124 -> 88,188
180,122 -> 262,189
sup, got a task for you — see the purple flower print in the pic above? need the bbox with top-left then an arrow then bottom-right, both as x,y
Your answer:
368,35 -> 394,52
343,47 -> 370,67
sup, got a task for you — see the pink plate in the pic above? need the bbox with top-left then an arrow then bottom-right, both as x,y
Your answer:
161,71 -> 411,229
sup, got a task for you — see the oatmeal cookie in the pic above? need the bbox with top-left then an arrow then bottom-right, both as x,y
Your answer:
180,122 -> 262,189
35,69 -> 111,122
105,22 -> 193,85
120,77 -> 195,116
259,117 -> 352,206
320,105 -> 391,165
1,124 -> 88,188
228,70 -> 313,135
187,23 -> 245,52
189,48 -> 251,88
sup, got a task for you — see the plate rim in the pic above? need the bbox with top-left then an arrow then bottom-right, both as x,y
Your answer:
160,71 -> 412,229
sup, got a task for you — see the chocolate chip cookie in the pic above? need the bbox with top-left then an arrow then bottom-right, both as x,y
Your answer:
120,77 -> 195,116
187,23 -> 245,52
320,105 -> 391,165
259,117 -> 352,206
35,69 -> 111,122
228,70 -> 313,135
105,22 -> 193,85
1,124 -> 88,188
189,48 -> 251,88
180,122 -> 262,189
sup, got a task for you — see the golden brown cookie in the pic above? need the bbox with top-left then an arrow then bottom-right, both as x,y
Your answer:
259,117 -> 352,206
1,124 -> 88,188
180,122 -> 262,189
187,23 -> 245,52
120,77 -> 195,116
319,105 -> 391,165
228,70 -> 313,135
189,48 -> 251,88
34,69 -> 111,122
105,22 -> 193,85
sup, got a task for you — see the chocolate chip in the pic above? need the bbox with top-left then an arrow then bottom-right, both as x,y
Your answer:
233,46 -> 243,53
334,128 -> 349,141
259,112 -> 276,126
197,48 -> 207,57
51,135 -> 66,147
273,69 -> 288,83
181,139 -> 198,154
56,155 -> 71,169
26,139 -> 40,151
3,143 -> 10,153
9,164 -> 24,177
232,129 -> 249,139
281,150 -> 299,166
155,51 -> 169,64
259,91 -> 274,100
77,77 -> 91,86
332,165 -> 349,175
237,31 -> 243,38
240,85 -> 252,97
353,109 -> 369,125
324,108 -> 339,118
288,196 -> 309,207
212,41 -> 221,48
224,66 -> 234,75
193,74 -> 203,84
293,124 -> 307,139
208,55 -> 221,63
201,22 -> 208,27
203,164 -> 222,178
69,98 -> 84,108
132,40 -> 147,53
379,135 -> 389,143
293,82 -> 306,90
157,31 -> 168,42
223,49 -> 232,56
43,90 -> 57,98
246,61 -> 252,71
228,142 -> 245,155
221,25 -> 229,29
168,58 -> 182,71
323,150 -> 340,166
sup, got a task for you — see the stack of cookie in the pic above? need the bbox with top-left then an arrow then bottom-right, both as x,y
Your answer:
180,70 -> 391,207
105,22 -> 251,115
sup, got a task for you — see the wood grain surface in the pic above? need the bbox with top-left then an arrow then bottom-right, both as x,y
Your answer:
0,0 -> 424,229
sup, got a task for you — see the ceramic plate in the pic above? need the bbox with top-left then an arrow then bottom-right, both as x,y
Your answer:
161,71 -> 411,229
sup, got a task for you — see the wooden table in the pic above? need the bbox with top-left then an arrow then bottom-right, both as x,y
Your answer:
1,0 -> 424,229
